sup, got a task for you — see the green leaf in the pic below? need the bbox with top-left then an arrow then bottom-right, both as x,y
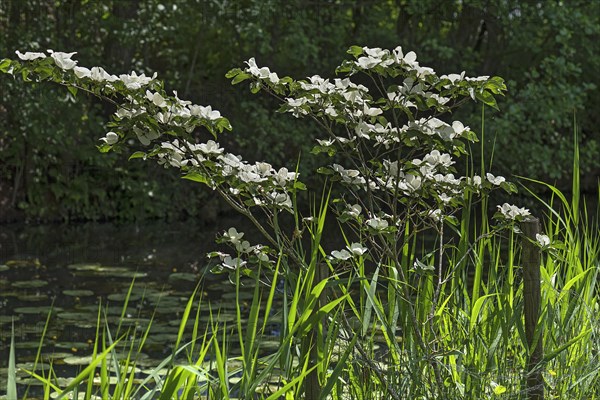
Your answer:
475,90 -> 499,110
484,76 -> 507,94
469,294 -> 496,331
347,45 -> 364,57
216,117 -> 232,132
225,68 -> 243,78
182,172 -> 208,184
0,58 -> 12,73
67,86 -> 78,97
97,143 -> 112,153
544,329 -> 593,364
316,167 -> 333,175
128,151 -> 146,161
231,72 -> 251,85
293,181 -> 307,190
250,81 -> 261,94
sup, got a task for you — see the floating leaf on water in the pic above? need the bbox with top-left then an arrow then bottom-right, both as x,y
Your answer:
14,341 -> 44,350
92,375 -> 140,386
229,376 -> 242,385
144,290 -> 173,303
6,259 -> 41,268
63,355 -> 94,365
168,272 -> 198,283
14,306 -> 62,314
13,376 -> 44,386
259,340 -> 281,352
12,279 -> 48,288
57,312 -> 95,321
221,291 -> 254,301
255,383 -> 283,395
148,324 -> 179,334
50,389 -> 99,399
92,376 -> 120,385
66,263 -> 103,271
143,333 -> 178,345
139,366 -> 170,375
17,293 -> 50,302
0,264 -> 8,271
41,352 -> 73,362
68,264 -> 147,279
54,341 -> 91,351
63,290 -> 95,297
107,293 -> 142,302
199,312 -> 237,323
227,358 -> 243,370
0,315 -> 20,323
110,271 -> 148,279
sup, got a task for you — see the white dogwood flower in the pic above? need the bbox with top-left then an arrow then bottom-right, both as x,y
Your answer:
497,203 -> 531,220
367,217 -> 388,230
486,173 -> 506,186
100,131 -> 119,145
223,227 -> 244,245
536,234 -> 551,248
48,50 -> 77,70
331,249 -> 352,260
15,51 -> 46,60
347,243 -> 367,256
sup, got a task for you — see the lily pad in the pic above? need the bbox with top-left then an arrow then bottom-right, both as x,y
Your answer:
63,355 -> 94,365
221,291 -> 254,301
14,306 -> 62,314
63,289 -> 95,297
66,263 -> 103,271
16,362 -> 52,372
17,293 -> 50,301
143,333 -> 179,345
259,340 -> 281,352
12,279 -> 48,288
0,315 -> 20,323
54,341 -> 92,351
14,341 -> 44,350
68,264 -> 147,279
107,293 -> 142,302
168,272 -> 198,283
6,259 -> 41,268
57,312 -> 96,321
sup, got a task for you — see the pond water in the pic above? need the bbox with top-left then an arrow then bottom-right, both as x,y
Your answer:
0,217 -> 271,396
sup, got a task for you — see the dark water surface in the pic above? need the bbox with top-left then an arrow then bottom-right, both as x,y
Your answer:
0,217 -> 265,395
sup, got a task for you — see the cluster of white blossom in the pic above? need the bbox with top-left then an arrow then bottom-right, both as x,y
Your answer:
497,203 -> 531,220
234,51 -> 524,223
210,227 -> 271,271
331,242 -> 368,261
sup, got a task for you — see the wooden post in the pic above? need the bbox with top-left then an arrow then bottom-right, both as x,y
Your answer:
521,218 -> 544,400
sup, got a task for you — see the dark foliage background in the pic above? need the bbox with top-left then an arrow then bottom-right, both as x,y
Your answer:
1,0 -> 598,222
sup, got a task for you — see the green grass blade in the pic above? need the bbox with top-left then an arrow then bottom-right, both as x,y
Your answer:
265,364 -> 318,400
319,334 -> 359,399
544,328 -> 592,363
8,319 -> 17,400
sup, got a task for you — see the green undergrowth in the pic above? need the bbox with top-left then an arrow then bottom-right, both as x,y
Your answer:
5,178 -> 600,399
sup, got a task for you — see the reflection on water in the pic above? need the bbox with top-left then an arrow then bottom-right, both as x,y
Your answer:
0,217 -> 269,395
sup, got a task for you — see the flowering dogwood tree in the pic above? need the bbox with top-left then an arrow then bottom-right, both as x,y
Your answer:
0,46 -> 533,396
